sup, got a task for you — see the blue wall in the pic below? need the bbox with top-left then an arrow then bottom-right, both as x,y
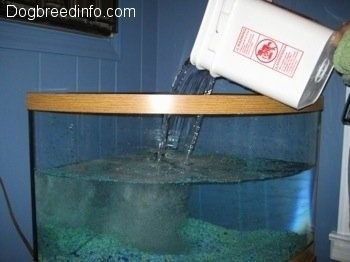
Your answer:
0,0 -> 349,261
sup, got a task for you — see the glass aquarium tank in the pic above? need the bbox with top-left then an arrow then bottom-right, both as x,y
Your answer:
27,92 -> 322,262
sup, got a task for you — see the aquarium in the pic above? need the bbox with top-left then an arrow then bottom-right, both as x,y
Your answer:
27,92 -> 322,262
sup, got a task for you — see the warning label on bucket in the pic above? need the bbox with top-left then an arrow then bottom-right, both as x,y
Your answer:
233,27 -> 303,78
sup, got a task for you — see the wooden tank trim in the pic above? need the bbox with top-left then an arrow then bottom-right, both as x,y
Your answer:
26,93 -> 323,115
290,243 -> 315,262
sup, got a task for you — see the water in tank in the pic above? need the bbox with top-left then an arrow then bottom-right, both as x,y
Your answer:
28,62 -> 321,261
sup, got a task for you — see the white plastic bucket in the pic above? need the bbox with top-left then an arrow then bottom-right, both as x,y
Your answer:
191,0 -> 335,109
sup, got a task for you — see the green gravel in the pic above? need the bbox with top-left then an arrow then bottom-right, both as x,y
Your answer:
38,218 -> 310,262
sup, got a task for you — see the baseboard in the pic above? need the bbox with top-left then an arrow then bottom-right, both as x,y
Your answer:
329,231 -> 350,262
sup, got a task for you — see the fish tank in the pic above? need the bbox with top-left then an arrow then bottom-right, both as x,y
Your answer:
27,92 -> 322,262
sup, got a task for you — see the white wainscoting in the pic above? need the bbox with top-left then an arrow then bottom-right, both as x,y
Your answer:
330,88 -> 350,262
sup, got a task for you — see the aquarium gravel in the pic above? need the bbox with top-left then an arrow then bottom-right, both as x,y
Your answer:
38,218 -> 308,262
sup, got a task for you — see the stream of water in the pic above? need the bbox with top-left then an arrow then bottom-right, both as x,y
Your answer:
157,59 -> 215,163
